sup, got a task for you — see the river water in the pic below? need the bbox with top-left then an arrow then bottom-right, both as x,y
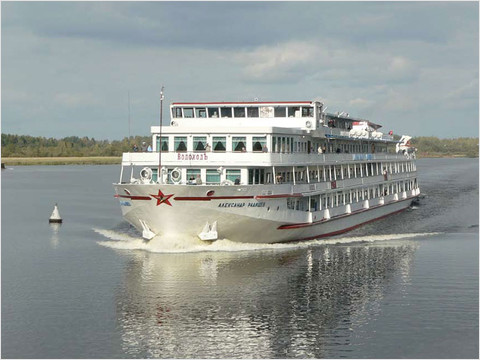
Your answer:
1,158 -> 478,358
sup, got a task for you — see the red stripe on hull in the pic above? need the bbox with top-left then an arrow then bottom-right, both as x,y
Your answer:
114,195 -> 151,200
172,101 -> 312,106
174,195 -> 254,201
255,193 -> 302,199
291,207 -> 409,242
278,197 -> 414,230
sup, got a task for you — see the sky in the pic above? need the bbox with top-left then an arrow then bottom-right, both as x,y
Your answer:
1,1 -> 479,140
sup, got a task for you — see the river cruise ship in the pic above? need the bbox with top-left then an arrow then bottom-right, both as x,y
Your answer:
114,98 -> 420,243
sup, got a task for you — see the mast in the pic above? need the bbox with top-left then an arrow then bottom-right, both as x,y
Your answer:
128,90 -> 131,139
158,87 -> 164,183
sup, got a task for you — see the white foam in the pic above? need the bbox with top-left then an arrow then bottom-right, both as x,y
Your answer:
95,227 -> 440,254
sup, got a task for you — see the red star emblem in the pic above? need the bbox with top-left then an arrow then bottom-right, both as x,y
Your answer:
150,189 -> 174,206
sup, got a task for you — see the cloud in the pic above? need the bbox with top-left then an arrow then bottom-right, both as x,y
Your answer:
54,92 -> 100,108
1,2 -> 478,139
235,41 -> 318,83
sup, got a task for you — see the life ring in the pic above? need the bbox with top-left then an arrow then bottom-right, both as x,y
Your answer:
221,179 -> 234,186
171,168 -> 182,184
305,120 -> 312,128
140,167 -> 153,183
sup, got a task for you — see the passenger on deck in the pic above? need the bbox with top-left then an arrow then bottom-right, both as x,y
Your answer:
234,177 -> 240,185
195,175 -> 202,185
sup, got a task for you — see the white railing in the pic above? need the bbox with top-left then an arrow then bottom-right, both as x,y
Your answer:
121,151 -> 409,167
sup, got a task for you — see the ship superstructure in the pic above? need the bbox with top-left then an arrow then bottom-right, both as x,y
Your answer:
114,99 -> 420,243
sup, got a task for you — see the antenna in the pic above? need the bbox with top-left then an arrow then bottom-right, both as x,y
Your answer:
128,90 -> 131,139
158,86 -> 165,183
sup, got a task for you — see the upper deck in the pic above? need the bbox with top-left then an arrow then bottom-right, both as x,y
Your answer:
164,100 -> 392,142
169,100 -> 323,131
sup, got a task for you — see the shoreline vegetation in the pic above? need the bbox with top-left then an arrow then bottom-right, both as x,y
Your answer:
2,157 -> 122,166
1,133 -> 478,166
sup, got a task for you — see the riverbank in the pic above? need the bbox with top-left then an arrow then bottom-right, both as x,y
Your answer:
1,156 -> 121,166
1,154 -> 476,166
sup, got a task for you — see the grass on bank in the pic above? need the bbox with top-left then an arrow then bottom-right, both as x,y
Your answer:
1,156 -> 121,166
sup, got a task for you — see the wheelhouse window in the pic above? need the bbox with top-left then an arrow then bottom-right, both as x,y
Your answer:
196,108 -> 207,118
274,106 -> 286,117
208,107 -> 219,118
288,106 -> 301,117
174,136 -> 187,152
302,106 -> 314,117
252,136 -> 266,152
173,107 -> 182,118
156,136 -> 169,151
183,108 -> 194,118
220,107 -> 232,118
212,136 -> 226,151
226,169 -> 241,183
193,136 -> 207,151
233,107 -> 245,117
232,136 -> 246,152
247,107 -> 259,117
206,169 -> 220,184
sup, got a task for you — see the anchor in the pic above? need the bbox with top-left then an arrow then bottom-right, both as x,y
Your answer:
198,221 -> 218,241
139,219 -> 156,240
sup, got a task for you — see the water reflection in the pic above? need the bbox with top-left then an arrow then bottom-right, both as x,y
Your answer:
49,222 -> 61,249
115,241 -> 417,358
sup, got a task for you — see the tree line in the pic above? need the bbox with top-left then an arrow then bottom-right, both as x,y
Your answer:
1,134 -> 150,157
1,133 -> 478,158
411,137 -> 478,158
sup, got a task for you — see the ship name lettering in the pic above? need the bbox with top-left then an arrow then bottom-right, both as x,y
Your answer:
218,202 -> 266,208
177,153 -> 208,161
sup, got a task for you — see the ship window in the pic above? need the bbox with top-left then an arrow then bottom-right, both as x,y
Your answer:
156,136 -> 169,151
193,136 -> 207,151
196,108 -> 207,118
173,107 -> 182,118
212,136 -> 226,151
274,106 -> 286,117
288,106 -> 301,117
259,106 -> 274,117
220,107 -> 232,118
174,136 -> 187,152
302,107 -> 314,117
226,169 -> 241,182
206,169 -> 220,184
248,168 -> 265,184
234,107 -> 246,117
183,108 -> 194,118
186,169 -> 201,184
247,107 -> 259,117
233,137 -> 246,152
252,136 -> 266,152
208,107 -> 219,118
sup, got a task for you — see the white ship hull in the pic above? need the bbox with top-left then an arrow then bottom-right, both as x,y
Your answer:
114,183 -> 419,244
113,97 -> 420,244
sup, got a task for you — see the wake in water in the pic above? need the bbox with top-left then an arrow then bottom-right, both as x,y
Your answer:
94,225 -> 440,254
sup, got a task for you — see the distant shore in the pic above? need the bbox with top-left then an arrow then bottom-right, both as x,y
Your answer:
1,156 -> 121,166
1,154 -> 476,166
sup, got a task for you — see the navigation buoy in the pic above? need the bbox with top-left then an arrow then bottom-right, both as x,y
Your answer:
49,203 -> 63,223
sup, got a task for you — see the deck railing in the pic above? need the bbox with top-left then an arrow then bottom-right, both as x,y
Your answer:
121,151 -> 410,167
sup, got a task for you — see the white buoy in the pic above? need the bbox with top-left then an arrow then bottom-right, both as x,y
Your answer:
49,203 -> 62,223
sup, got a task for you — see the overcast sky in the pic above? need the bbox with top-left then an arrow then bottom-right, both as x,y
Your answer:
1,1 -> 478,140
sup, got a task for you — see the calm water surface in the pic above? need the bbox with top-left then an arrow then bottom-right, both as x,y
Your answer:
1,158 -> 478,358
